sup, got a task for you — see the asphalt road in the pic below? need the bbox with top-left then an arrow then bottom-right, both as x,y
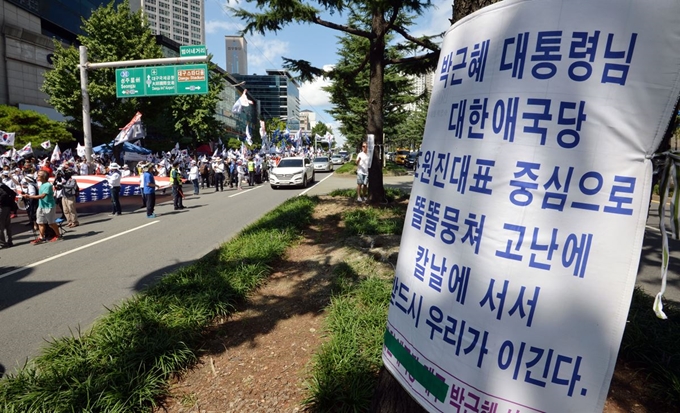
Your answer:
0,169 -> 676,377
0,171 -> 414,377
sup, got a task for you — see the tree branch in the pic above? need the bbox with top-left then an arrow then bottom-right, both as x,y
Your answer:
391,25 -> 440,52
385,51 -> 439,66
311,15 -> 373,38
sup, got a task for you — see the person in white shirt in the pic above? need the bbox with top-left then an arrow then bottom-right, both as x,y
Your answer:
105,163 -> 122,216
188,160 -> 200,195
355,142 -> 370,202
121,164 -> 131,177
79,161 -> 89,176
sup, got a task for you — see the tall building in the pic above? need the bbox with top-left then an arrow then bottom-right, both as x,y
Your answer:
233,70 -> 300,131
130,0 -> 205,45
224,35 -> 247,75
299,109 -> 316,132
406,72 -> 434,111
0,0 -> 124,120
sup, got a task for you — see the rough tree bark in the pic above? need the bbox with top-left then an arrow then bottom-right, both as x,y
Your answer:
367,12 -> 387,203
369,1 -> 501,411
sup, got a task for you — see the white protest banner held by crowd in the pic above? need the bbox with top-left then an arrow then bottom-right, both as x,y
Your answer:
382,1 -> 680,413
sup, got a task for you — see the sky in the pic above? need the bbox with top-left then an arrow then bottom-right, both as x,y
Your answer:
203,0 -> 453,145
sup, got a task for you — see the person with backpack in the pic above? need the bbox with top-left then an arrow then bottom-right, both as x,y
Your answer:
0,180 -> 17,248
61,170 -> 80,228
199,161 -> 210,189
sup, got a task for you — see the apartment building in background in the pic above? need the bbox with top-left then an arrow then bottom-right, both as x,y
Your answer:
0,0 -> 124,120
130,0 -> 205,45
233,69 -> 300,131
225,35 -> 247,75
299,109 -> 316,132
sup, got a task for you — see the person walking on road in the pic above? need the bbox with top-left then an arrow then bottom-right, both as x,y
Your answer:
61,170 -> 80,227
170,161 -> 185,210
106,162 -> 122,216
237,160 -> 246,190
212,157 -> 225,192
188,160 -> 200,195
143,164 -> 157,218
356,141 -> 369,202
25,170 -> 62,243
247,157 -> 255,186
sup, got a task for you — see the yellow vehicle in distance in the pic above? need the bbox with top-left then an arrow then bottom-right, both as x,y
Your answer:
394,149 -> 410,165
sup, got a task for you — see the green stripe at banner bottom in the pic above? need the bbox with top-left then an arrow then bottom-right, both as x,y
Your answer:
384,329 -> 450,403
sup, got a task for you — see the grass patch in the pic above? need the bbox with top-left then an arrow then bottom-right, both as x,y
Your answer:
333,161 -> 409,176
0,196 -> 318,413
329,187 -> 409,203
343,207 -> 404,236
303,256 -> 393,412
303,201 -> 680,413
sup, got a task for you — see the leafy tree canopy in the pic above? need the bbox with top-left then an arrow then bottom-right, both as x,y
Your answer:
231,0 -> 442,201
42,0 -> 226,150
0,105 -> 73,147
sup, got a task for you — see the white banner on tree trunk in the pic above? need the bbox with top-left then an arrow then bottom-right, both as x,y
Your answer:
382,1 -> 680,412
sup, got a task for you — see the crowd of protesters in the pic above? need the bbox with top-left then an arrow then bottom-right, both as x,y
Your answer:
0,145 -> 334,248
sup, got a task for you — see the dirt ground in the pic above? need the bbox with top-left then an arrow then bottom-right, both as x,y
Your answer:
154,196 -> 664,413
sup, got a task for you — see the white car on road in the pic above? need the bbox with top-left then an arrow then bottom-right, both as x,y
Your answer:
313,156 -> 334,172
269,157 -> 315,189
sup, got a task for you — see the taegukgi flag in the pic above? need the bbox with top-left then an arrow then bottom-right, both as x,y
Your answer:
0,131 -> 15,146
382,1 -> 680,413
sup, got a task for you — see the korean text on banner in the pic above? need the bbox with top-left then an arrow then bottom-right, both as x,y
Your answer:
382,1 -> 680,413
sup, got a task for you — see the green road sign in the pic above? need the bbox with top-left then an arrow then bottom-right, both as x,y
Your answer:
180,45 -> 207,57
116,64 -> 209,98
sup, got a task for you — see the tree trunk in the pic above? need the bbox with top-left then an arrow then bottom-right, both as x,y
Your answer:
367,12 -> 386,203
370,2 -> 502,411
452,0 -> 501,24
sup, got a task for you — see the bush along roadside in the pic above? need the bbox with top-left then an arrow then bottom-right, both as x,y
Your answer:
0,196 -> 318,413
304,192 -> 680,413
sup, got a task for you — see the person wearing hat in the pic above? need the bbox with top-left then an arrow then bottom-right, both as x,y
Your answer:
236,159 -> 246,191
188,159 -> 200,195
169,160 -> 185,210
61,169 -> 80,227
212,157 -> 225,192
121,164 -> 131,178
142,163 -> 157,218
106,162 -> 122,216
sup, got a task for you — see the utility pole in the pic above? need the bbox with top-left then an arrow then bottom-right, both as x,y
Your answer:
77,46 -> 209,163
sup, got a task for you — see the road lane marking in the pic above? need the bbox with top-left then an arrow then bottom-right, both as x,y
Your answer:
228,185 -> 262,198
299,173 -> 334,196
0,221 -> 160,280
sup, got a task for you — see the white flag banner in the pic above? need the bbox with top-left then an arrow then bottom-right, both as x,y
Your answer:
382,1 -> 680,413
0,131 -> 15,146
245,124 -> 252,145
114,112 -> 142,145
76,143 -> 86,158
231,89 -> 252,113
40,140 -> 51,150
17,142 -> 32,157
50,144 -> 61,163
